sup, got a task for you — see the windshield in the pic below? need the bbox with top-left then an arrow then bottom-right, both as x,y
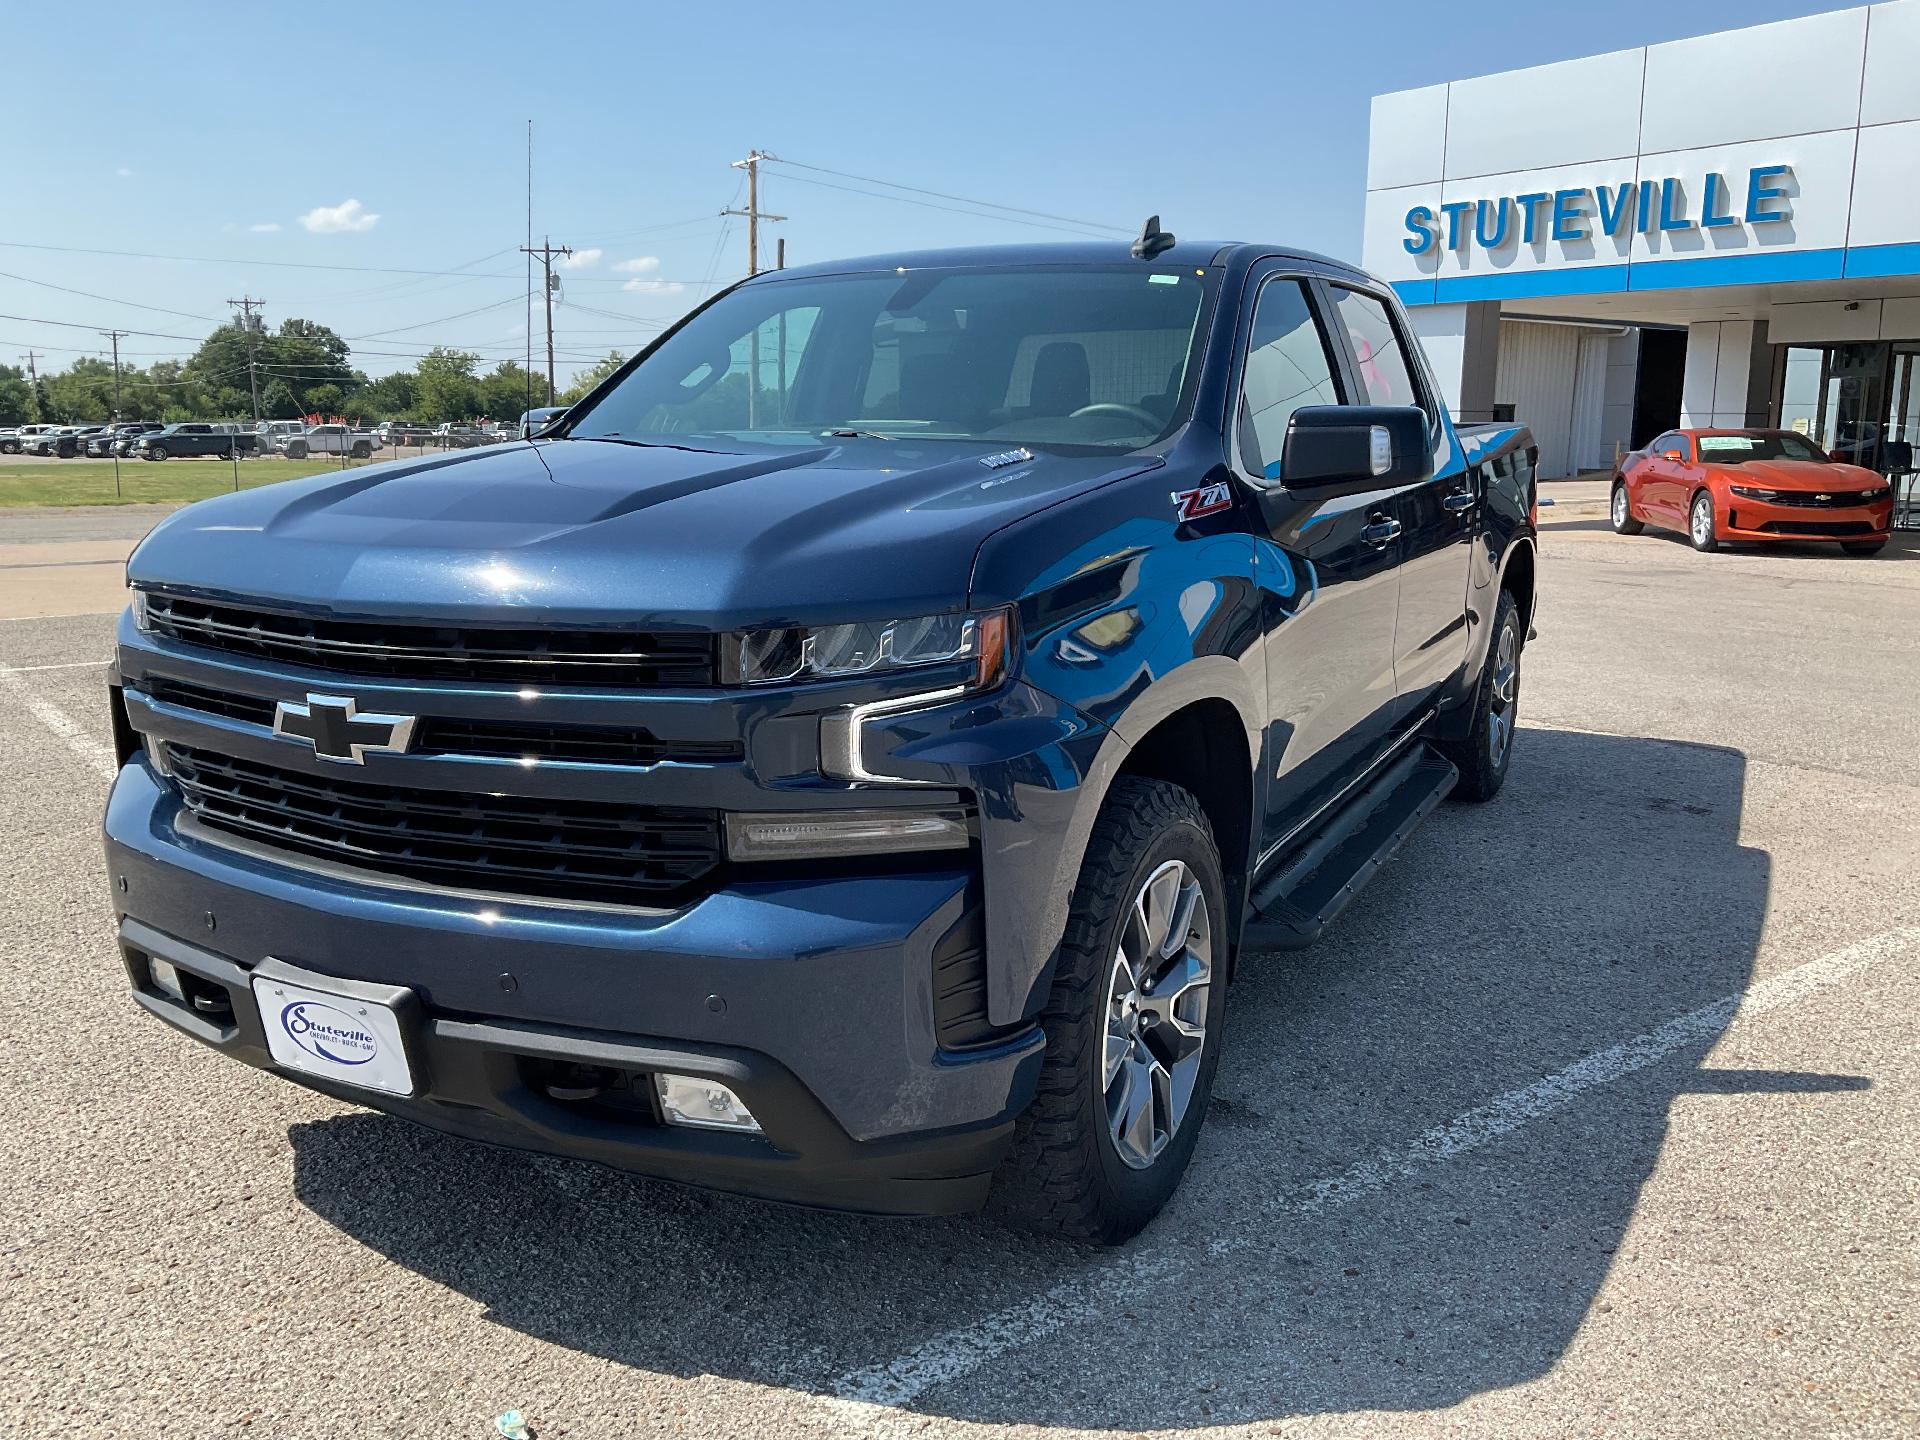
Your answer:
1697,432 -> 1828,463
565,264 -> 1216,454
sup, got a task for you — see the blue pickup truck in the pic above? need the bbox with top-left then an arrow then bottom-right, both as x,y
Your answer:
105,229 -> 1536,1243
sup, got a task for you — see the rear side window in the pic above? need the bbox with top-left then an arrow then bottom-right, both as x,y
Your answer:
1329,287 -> 1422,412
1238,278 -> 1342,480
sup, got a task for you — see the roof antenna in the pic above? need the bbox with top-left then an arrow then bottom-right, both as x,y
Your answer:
1131,215 -> 1176,260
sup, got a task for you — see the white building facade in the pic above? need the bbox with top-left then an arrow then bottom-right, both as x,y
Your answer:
1363,0 -> 1920,513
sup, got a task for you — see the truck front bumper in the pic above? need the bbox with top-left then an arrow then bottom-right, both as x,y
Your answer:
106,760 -> 1046,1217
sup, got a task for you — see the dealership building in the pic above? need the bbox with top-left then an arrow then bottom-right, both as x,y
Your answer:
1364,0 -> 1920,525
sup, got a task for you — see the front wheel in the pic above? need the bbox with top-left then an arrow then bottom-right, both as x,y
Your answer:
145,445 -> 167,461
991,776 -> 1227,1244
1611,482 -> 1643,535
283,441 -> 307,459
1689,490 -> 1720,552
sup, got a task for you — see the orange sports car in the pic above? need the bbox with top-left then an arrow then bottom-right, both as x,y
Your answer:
1611,428 -> 1893,555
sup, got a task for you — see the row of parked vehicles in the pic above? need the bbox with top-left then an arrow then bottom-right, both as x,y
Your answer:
0,416 -> 555,461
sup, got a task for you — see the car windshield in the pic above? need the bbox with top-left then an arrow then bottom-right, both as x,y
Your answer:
1696,432 -> 1828,464
565,264 -> 1217,454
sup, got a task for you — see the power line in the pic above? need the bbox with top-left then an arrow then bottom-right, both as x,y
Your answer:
765,170 -> 1120,237
0,267 -> 220,323
346,294 -> 525,340
766,156 -> 1130,235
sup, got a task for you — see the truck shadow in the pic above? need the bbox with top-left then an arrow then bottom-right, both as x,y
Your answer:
289,725 -> 1814,1430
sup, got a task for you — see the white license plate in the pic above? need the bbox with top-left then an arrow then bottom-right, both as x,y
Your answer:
253,973 -> 416,1097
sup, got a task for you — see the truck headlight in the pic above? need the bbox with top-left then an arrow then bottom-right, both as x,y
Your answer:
131,588 -> 153,632
723,606 -> 1014,690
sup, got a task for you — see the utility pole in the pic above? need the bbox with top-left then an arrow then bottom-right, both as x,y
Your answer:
19,350 -> 38,384
226,295 -> 265,425
100,330 -> 127,419
724,150 -> 786,276
519,236 -> 573,404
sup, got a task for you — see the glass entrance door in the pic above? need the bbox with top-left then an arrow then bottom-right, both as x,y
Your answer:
1888,343 -> 1920,531
1775,340 -> 1917,530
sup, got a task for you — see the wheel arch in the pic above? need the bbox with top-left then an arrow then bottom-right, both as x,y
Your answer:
1110,695 -> 1255,952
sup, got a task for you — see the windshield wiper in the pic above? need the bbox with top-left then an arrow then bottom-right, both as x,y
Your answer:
823,428 -> 899,441
569,434 -> 727,455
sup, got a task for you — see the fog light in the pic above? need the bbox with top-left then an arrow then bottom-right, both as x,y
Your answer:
654,1074 -> 762,1133
725,808 -> 970,861
147,956 -> 185,1002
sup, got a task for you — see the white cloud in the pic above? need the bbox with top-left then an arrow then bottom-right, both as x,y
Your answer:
249,222 -> 282,233
558,247 -> 602,270
613,255 -> 661,275
115,167 -> 134,179
622,278 -> 685,295
299,198 -> 380,234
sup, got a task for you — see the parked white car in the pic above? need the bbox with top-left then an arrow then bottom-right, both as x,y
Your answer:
278,424 -> 380,460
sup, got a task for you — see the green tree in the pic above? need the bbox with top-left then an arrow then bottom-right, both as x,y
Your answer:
0,364 -> 33,425
413,347 -> 480,422
342,370 -> 418,423
477,361 -> 540,423
558,351 -> 628,406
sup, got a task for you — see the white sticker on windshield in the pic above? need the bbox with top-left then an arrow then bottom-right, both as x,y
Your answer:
1148,274 -> 1180,285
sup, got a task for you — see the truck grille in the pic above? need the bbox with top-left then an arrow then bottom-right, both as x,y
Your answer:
164,742 -> 722,906
143,679 -> 743,767
141,592 -> 718,688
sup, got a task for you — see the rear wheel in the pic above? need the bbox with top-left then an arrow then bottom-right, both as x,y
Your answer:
992,776 -> 1226,1244
1843,539 -> 1887,556
351,441 -> 371,459
1688,490 -> 1719,552
1436,587 -> 1521,803
1610,482 -> 1643,535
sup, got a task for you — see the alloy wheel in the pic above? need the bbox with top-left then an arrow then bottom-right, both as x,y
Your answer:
1691,494 -> 1713,546
1612,487 -> 1628,527
1101,859 -> 1213,1170
1488,618 -> 1518,766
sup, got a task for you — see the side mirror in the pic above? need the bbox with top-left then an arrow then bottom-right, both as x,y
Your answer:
1662,448 -> 1684,461
1277,405 -> 1431,492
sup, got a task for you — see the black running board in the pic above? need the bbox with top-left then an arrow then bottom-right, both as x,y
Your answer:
1240,744 -> 1458,951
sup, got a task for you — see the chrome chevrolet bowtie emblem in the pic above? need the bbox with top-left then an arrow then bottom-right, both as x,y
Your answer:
272,694 -> 417,764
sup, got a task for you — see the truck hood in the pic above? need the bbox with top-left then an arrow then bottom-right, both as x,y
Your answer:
127,436 -> 1156,630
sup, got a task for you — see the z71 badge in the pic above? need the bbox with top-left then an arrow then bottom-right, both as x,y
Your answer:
1172,481 -> 1233,521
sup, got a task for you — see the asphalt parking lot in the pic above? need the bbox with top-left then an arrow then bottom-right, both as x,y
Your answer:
1,500 -> 1916,1438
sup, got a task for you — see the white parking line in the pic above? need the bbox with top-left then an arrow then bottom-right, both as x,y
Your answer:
0,665 -> 118,780
0,660 -> 109,673
824,924 -> 1920,1421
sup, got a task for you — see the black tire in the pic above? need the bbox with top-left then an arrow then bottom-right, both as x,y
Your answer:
284,441 -> 307,459
991,776 -> 1228,1245
1436,586 -> 1521,803
145,445 -> 167,461
1610,481 -> 1643,535
1688,489 -> 1719,552
1842,540 -> 1887,556
351,441 -> 371,459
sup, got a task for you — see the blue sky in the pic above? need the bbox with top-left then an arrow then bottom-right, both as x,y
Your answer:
3,0 -> 1836,384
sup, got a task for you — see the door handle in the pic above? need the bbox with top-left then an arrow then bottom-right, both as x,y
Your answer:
1443,490 -> 1476,512
1361,517 -> 1402,547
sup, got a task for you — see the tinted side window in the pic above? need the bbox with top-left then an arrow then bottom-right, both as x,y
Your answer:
1238,278 -> 1342,480
1330,287 -> 1422,412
